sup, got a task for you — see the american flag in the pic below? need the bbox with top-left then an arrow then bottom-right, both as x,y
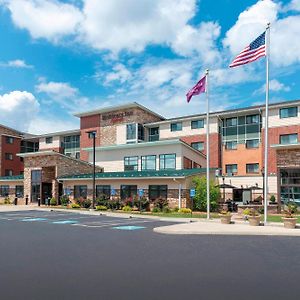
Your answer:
229,31 -> 266,68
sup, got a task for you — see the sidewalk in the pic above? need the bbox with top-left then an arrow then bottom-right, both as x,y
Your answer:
153,219 -> 300,236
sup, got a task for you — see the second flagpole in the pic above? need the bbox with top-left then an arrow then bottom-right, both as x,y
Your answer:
206,69 -> 210,220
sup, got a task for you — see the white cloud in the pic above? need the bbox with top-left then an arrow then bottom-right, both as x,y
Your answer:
104,64 -> 132,84
0,91 -> 40,131
0,59 -> 33,68
5,0 -> 83,42
223,0 -> 300,67
254,79 -> 290,94
287,0 -> 300,11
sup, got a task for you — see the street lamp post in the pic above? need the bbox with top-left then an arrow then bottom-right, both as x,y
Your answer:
261,168 -> 265,205
87,131 -> 96,209
222,175 -> 225,202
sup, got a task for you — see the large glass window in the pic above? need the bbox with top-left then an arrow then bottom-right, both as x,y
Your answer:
63,135 -> 80,158
225,164 -> 237,174
124,156 -> 138,171
149,127 -> 159,141
15,185 -> 24,198
31,170 -> 42,202
149,185 -> 167,201
226,118 -> 237,127
126,124 -> 136,141
246,114 -> 259,124
74,185 -> 87,199
21,141 -> 39,153
96,185 -> 111,200
170,122 -> 182,132
120,185 -> 137,200
138,124 -> 145,141
0,185 -> 9,197
191,120 -> 204,129
280,133 -> 298,145
141,155 -> 156,170
246,139 -> 259,148
280,107 -> 298,118
45,137 -> 53,144
159,154 -> 176,170
246,163 -> 259,174
191,142 -> 204,151
225,141 -> 237,150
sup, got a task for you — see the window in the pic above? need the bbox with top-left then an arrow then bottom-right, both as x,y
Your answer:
246,139 -> 259,148
120,185 -> 137,200
45,137 -> 53,144
225,141 -> 237,150
149,127 -> 159,142
31,170 -> 42,182
159,154 -> 176,170
63,135 -> 80,158
15,185 -> 24,198
124,156 -> 138,171
149,185 -> 167,201
191,142 -> 204,151
246,114 -> 259,124
126,123 -> 136,141
5,153 -> 13,160
246,163 -> 259,174
0,185 -> 9,197
74,185 -> 87,199
191,119 -> 204,129
170,122 -> 182,132
96,185 -> 111,200
226,117 -> 237,127
6,136 -> 14,144
75,152 -> 80,159
280,133 -> 298,145
225,164 -> 237,174
5,170 -> 13,176
141,155 -> 156,170
280,107 -> 298,118
138,124 -> 145,141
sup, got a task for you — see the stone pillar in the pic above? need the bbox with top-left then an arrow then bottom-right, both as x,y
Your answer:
23,168 -> 32,203
52,180 -> 59,201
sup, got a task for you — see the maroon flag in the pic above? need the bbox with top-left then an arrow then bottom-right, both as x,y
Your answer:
186,75 -> 206,103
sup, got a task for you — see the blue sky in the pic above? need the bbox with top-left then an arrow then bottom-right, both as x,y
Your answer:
0,0 -> 300,133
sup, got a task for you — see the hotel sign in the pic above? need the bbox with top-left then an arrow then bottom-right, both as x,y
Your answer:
102,111 -> 134,123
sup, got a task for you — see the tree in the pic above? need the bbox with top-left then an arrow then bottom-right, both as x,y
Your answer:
192,176 -> 220,211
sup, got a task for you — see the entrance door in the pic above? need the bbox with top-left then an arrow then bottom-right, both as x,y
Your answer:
242,189 -> 251,204
42,183 -> 52,204
233,188 -> 243,202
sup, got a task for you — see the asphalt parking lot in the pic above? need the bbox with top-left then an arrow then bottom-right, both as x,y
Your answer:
0,210 -> 300,300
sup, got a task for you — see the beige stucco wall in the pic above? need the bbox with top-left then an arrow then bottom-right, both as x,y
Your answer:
39,136 -> 61,150
157,116 -> 219,140
0,180 -> 24,203
91,142 -> 205,172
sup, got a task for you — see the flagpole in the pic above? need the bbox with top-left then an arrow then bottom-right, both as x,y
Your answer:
205,69 -> 210,220
264,23 -> 270,225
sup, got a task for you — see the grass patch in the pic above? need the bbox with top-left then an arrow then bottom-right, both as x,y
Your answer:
267,215 -> 300,223
140,212 -> 220,219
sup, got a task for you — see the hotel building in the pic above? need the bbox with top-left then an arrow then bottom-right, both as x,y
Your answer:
1,100 -> 300,207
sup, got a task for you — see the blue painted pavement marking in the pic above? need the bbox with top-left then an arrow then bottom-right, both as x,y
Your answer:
21,218 -> 48,222
52,220 -> 79,224
112,225 -> 146,230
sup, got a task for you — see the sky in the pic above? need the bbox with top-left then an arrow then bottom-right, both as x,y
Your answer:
0,0 -> 300,134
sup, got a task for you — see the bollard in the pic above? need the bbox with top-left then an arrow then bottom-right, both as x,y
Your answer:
38,197 -> 41,206
25,195 -> 28,205
14,197 -> 18,205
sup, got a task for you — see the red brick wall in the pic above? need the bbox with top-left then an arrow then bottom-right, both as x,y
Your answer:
180,133 -> 221,168
1,136 -> 23,176
80,115 -> 101,161
262,125 -> 300,174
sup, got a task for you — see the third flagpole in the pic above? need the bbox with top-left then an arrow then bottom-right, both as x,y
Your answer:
206,69 -> 210,220
264,23 -> 270,225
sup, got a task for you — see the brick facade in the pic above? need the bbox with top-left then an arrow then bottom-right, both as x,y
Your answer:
180,133 -> 221,168
0,125 -> 23,176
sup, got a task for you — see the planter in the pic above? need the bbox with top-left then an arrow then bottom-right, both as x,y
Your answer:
219,214 -> 232,224
248,215 -> 261,226
282,217 -> 297,229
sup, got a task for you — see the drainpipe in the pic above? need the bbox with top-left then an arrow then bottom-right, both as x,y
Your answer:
173,178 -> 182,209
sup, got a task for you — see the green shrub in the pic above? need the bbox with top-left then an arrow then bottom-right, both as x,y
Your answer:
162,206 -> 171,213
122,205 -> 132,212
96,205 -> 108,211
269,195 -> 276,203
173,206 -> 179,213
76,198 -> 91,208
153,197 -> 168,210
178,208 -> 192,214
50,198 -> 57,206
4,197 -> 11,204
60,195 -> 69,206
151,207 -> 161,213
191,177 -> 220,212
287,202 -> 298,214
71,203 -> 80,209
